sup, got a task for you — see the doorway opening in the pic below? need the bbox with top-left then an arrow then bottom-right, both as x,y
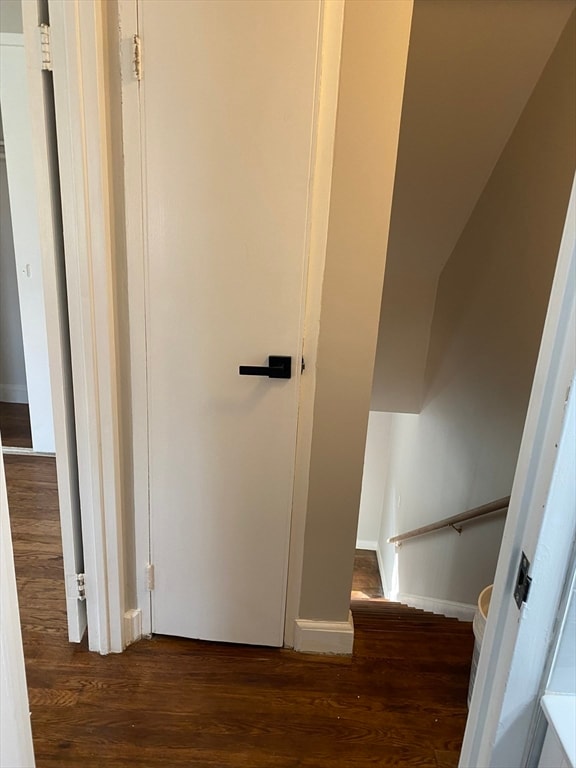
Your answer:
354,3 -> 576,618
0,107 -> 34,450
0,91 -> 68,653
0,6 -> 86,653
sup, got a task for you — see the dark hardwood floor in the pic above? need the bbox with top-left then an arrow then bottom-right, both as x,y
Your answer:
0,400 -> 33,448
5,455 -> 473,767
352,549 -> 384,599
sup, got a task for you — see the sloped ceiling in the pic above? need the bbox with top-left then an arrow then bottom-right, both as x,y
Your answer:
371,0 -> 575,413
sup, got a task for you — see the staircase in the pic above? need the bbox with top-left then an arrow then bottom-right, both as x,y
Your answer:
351,598 -> 475,665
348,599 -> 475,767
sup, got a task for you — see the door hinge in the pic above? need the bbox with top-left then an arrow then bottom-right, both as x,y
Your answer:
565,382 -> 572,410
514,551 -> 532,608
65,572 -> 86,600
133,34 -> 142,81
39,24 -> 52,71
145,563 -> 155,591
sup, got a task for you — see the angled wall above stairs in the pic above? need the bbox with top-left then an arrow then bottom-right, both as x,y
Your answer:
367,11 -> 576,609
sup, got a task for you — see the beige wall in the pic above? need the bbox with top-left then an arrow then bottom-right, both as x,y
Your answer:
377,12 -> 576,605
297,0 -> 413,622
370,0 -> 575,414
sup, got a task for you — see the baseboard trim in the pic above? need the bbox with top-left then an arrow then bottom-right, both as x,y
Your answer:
123,609 -> 142,646
398,592 -> 475,622
2,447 -> 55,457
293,611 -> 354,654
356,539 -> 378,551
0,384 -> 28,403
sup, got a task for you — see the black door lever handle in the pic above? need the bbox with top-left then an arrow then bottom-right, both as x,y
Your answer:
239,355 -> 292,380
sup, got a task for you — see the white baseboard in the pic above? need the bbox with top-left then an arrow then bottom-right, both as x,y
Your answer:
123,608 -> 142,646
293,611 -> 354,654
356,539 -> 378,550
2,447 -> 55,457
0,384 -> 28,404
398,592 -> 475,622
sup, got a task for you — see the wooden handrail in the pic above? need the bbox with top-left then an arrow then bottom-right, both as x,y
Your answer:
388,495 -> 511,545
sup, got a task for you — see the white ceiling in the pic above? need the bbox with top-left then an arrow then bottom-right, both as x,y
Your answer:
372,0 -> 575,412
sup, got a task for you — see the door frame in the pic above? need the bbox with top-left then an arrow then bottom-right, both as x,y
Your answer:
41,0 -> 126,654
117,0 -> 347,640
460,175 -> 576,766
117,0 -> 150,636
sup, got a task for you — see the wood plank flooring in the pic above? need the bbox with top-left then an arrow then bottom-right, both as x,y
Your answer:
0,400 -> 33,448
5,455 -> 473,767
352,549 -> 384,599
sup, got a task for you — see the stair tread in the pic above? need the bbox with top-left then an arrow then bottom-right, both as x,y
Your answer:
350,600 -> 473,633
351,600 -> 470,625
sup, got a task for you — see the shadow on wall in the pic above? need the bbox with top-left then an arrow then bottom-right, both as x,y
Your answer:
359,9 -> 576,613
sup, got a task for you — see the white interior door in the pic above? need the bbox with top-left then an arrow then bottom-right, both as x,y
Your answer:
138,0 -> 321,646
0,21 -> 86,643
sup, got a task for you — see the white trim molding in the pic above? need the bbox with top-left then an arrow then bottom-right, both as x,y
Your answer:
356,539 -> 379,551
123,609 -> 142,647
398,593 -> 475,622
48,0 -> 126,653
117,0 -> 152,637
293,611 -> 354,655
461,176 -> 576,767
283,0 -> 345,649
2,448 -> 55,458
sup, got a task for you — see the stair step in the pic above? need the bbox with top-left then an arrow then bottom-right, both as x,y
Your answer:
351,599 -> 473,628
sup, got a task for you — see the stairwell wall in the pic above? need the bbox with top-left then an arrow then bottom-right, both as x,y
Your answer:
377,12 -> 576,608
297,0 -> 413,624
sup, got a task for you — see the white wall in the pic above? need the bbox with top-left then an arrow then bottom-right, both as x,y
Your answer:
0,128 -> 28,403
356,411 -> 393,549
370,12 -> 575,608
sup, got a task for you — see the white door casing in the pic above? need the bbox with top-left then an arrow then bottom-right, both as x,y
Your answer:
131,0 -> 322,646
460,177 -> 576,766
47,0 -> 126,653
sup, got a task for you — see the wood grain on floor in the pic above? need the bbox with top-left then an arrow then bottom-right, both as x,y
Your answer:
352,548 -> 384,599
0,400 -> 33,448
5,454 -> 472,767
